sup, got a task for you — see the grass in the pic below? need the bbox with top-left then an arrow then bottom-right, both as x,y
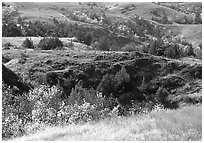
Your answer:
12,104 -> 202,141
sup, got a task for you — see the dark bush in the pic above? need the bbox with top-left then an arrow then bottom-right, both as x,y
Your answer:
65,41 -> 74,49
95,37 -> 110,51
122,43 -> 136,52
164,47 -> 175,58
22,38 -> 34,49
38,37 -> 63,50
2,55 -> 11,63
155,87 -> 169,105
198,43 -> 202,50
97,66 -> 131,98
2,42 -> 12,50
97,73 -> 116,98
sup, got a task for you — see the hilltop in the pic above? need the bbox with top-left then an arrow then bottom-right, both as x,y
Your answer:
3,2 -> 202,45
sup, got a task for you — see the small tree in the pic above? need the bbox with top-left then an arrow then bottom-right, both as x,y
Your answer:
22,38 -> 34,49
155,87 -> 168,105
195,11 -> 202,24
198,43 -> 202,51
149,39 -> 158,55
97,73 -> 115,98
38,37 -> 63,50
161,12 -> 168,24
164,47 -> 175,58
187,45 -> 195,57
115,66 -> 130,85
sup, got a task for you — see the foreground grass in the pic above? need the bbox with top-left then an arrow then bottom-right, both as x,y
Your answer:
12,105 -> 202,141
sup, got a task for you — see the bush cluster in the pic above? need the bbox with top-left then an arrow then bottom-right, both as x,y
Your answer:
3,62 -> 173,140
22,38 -> 34,49
2,83 -> 112,140
2,42 -> 13,50
97,66 -> 130,99
37,37 -> 63,50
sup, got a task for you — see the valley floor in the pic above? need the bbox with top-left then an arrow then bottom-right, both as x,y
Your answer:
12,104 -> 202,141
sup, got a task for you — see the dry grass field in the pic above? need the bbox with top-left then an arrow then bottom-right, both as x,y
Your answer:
12,104 -> 202,141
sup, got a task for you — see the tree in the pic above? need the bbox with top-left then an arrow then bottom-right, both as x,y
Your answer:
187,44 -> 195,57
97,73 -> 115,98
2,22 -> 22,37
97,66 -> 131,98
194,10 -> 202,24
161,12 -> 168,24
155,87 -> 168,105
84,32 -> 93,46
115,66 -> 130,85
22,38 -> 34,49
184,15 -> 188,24
149,39 -> 159,55
164,47 -> 175,58
198,43 -> 202,51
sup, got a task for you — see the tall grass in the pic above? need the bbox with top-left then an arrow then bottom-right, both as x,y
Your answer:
12,104 -> 202,141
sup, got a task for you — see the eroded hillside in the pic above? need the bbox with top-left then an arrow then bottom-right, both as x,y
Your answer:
3,48 -> 202,107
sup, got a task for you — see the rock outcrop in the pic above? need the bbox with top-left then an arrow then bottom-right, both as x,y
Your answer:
2,64 -> 32,94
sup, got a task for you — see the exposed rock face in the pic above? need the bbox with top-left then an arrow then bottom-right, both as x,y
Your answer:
2,64 -> 32,94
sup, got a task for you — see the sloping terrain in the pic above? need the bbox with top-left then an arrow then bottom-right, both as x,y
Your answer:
2,2 -> 202,141
5,2 -> 193,23
107,2 -> 192,21
4,2 -> 201,47
2,42 -> 202,107
12,105 -> 202,141
166,24 -> 202,47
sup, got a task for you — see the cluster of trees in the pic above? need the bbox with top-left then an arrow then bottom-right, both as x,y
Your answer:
147,38 -> 196,58
68,10 -> 111,26
151,12 -> 173,24
110,16 -> 164,40
122,35 -> 198,59
156,2 -> 202,24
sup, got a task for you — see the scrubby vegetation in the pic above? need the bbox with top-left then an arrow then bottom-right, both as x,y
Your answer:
22,38 -> 34,49
2,57 -> 202,140
11,104 -> 202,141
37,37 -> 63,50
2,2 -> 202,141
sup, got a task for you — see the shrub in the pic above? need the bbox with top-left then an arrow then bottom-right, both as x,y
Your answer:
28,85 -> 62,124
2,83 -> 114,140
2,84 -> 32,140
186,45 -> 195,57
22,38 -> 34,49
2,42 -> 13,50
115,66 -> 130,85
155,87 -> 169,105
2,54 -> 11,63
149,39 -> 159,55
122,43 -> 136,52
198,43 -> 202,50
18,51 -> 29,64
164,47 -> 175,58
38,37 -> 63,50
97,66 -> 130,98
65,41 -> 74,49
97,73 -> 116,97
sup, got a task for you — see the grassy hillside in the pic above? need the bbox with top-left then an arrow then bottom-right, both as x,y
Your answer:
12,104 -> 202,141
166,24 -> 202,47
6,2 -> 193,23
107,2 -> 192,21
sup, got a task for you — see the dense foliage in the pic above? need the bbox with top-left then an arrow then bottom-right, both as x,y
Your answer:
22,38 -> 34,49
2,65 -> 171,140
37,37 -> 63,50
